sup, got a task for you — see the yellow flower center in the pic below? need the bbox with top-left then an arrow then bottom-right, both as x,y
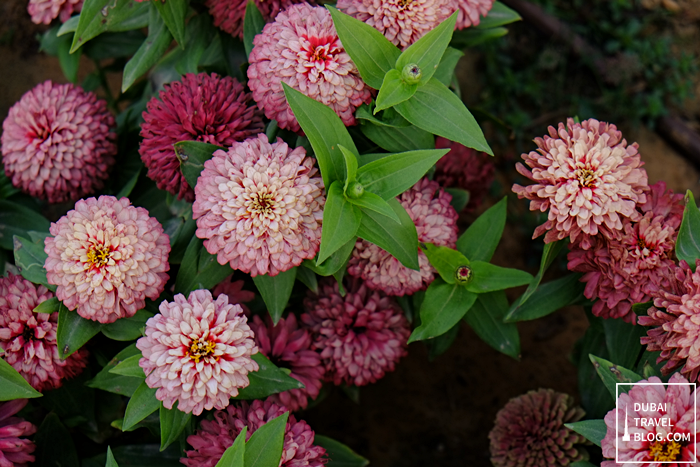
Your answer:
249,192 -> 275,215
649,440 -> 682,462
87,245 -> 112,268
189,338 -> 217,363
576,168 -> 597,188
397,0 -> 412,8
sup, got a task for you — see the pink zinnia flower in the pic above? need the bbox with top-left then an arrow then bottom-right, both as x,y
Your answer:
182,399 -> 326,467
137,290 -> 259,416
193,134 -> 325,277
434,136 -> 495,211
212,276 -> 256,315
206,0 -> 316,39
27,0 -> 82,25
301,278 -> 410,387
247,3 -> 373,133
602,373 -> 699,466
450,0 -> 495,29
0,274 -> 88,392
249,314 -> 325,411
1,81 -> 116,204
568,182 -> 683,323
489,388 -> 587,467
512,118 -> 648,248
0,399 -> 37,467
139,73 -> 264,201
44,196 -> 170,324
347,178 -> 458,296
640,260 -> 700,382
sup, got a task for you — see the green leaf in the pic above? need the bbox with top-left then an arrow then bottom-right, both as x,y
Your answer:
71,0 -> 149,52
244,412 -> 290,467
355,104 -> 411,128
160,402 -> 192,452
35,413 -> 80,467
87,345 -> 143,397
395,78 -> 492,155
318,181 -> 362,264
516,239 -> 566,307
116,167 -> 142,199
33,296 -> 60,314
1,201 -> 50,250
348,192 -> 400,223
676,190 -> 700,269
396,12 -> 457,86
326,6 -> 401,89
252,268 -> 297,325
58,15 -> 80,36
295,266 -> 318,293
57,32 -> 81,83
338,145 -> 358,188
360,122 -> 435,152
102,309 -> 153,341
590,354 -> 643,401
632,301 -> 653,316
243,0 -> 265,58
106,447 -> 120,467
602,318 -> 645,369
283,83 -> 357,187
153,0 -> 187,48
374,69 -> 417,113
463,291 -> 520,359
466,262 -> 532,293
175,141 -> 224,189
122,6 -> 173,92
445,188 -> 469,212
235,353 -> 304,400
0,358 -> 42,401
122,382 -> 160,431
409,279 -> 476,342
57,302 -> 102,359
433,47 -> 464,86
357,198 -> 419,270
313,436 -> 369,467
110,354 -> 146,378
564,419 -> 606,448
215,427 -> 246,467
450,27 -> 508,48
174,236 -> 233,295
424,322 -> 460,361
476,1 -> 521,29
356,149 -> 448,200
423,244 -> 470,285
504,274 -> 585,322
575,316 -> 615,420
13,235 -> 53,290
174,13 -> 212,75
303,238 -> 355,277
456,197 -> 506,261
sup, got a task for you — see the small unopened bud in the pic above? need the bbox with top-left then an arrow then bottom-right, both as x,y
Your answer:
455,265 -> 472,284
347,181 -> 365,199
401,63 -> 422,85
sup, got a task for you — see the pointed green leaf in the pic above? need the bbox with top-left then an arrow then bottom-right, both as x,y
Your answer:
433,47 -> 464,86
464,291 -> 520,359
235,353 -> 304,400
174,236 -> 233,295
564,419 -> 606,448
71,0 -> 149,52
252,268 -> 297,325
338,144 -> 358,187
102,309 -> 154,341
602,318 -> 645,369
476,1 -> 521,29
13,235 -> 53,290
348,192 -> 399,223
0,359 -> 42,401
57,302 -> 102,359
215,427 -> 246,467
295,266 -> 318,293
106,446 -> 120,467
86,344 -> 143,397
57,32 -> 81,83
360,122 -> 435,152
313,436 -> 369,467
326,6 -> 401,89
58,15 -> 80,36
423,244 -> 470,285
395,78 -> 492,155
33,297 -> 60,314
445,188 -> 469,212
425,322 -> 461,361
466,261 -> 532,293
304,238 -> 355,277
504,274 -> 585,323
318,182 -> 362,264
160,402 -> 192,452
590,354 -> 643,401
516,239 -> 566,307
409,278 -> 476,342
153,0 -> 187,48
450,27 -> 508,48
396,12 -> 457,85
110,355 -> 146,378
245,412 -> 290,467
122,6 -> 173,92
357,198 -> 419,270
374,69 -> 417,113
676,190 -> 700,269
122,382 -> 160,431
244,0 -> 265,58
175,141 -> 225,189
456,197 -> 506,261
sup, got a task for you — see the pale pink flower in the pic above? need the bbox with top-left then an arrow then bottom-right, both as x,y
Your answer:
568,182 -> 683,323
489,389 -> 587,467
0,274 -> 88,393
139,73 -> 263,201
301,278 -> 410,387
136,290 -> 259,416
1,81 -> 116,204
206,0 -> 317,39
249,314 -> 325,411
212,276 -> 256,315
247,3 -> 372,132
44,196 -> 170,324
347,177 -> 458,296
193,134 -> 325,277
512,118 -> 648,248
0,399 -> 37,467
337,0 -> 454,49
602,373 -> 700,466
27,0 -> 82,25
450,0 -> 495,29
182,399 -> 326,467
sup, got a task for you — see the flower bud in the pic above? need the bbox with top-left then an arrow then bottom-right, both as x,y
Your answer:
347,181 -> 365,199
401,63 -> 422,85
455,265 -> 472,284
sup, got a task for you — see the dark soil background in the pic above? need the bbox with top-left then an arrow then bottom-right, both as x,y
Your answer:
2,1 -> 700,466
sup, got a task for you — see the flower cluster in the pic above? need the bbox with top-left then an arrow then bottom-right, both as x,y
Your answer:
212,276 -> 256,315
206,0 -> 316,39
27,0 -> 82,25
0,399 -> 37,467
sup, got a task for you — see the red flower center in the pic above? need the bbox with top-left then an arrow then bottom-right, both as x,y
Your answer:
302,35 -> 339,66
87,245 -> 112,269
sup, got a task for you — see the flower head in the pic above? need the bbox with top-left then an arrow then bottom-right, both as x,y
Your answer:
602,373 -> 699,466
450,0 -> 495,29
0,274 -> 88,392
212,276 -> 256,315
640,260 -> 700,382
193,134 -> 325,277
249,314 -> 325,411
136,290 -> 259,416
139,73 -> 264,201
27,0 -> 82,25
247,3 -> 372,132
434,136 -> 495,211
206,0 -> 317,39
182,399 -> 327,467
44,196 -> 170,324
301,278 -> 410,387
512,118 -> 648,247
568,181 -> 683,323
0,399 -> 37,467
1,81 -> 116,204
347,178 -> 458,296
337,0 -> 454,49
489,388 -> 587,467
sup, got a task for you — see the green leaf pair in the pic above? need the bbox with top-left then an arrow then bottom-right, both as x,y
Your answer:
215,413 -> 288,467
